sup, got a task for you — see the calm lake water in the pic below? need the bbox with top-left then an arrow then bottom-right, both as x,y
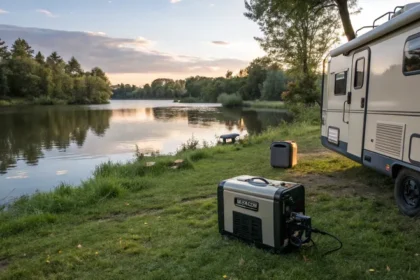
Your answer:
0,100 -> 289,203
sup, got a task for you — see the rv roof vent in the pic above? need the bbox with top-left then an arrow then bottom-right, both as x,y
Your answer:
393,3 -> 420,18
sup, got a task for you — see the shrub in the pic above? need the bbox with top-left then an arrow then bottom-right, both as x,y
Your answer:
135,145 -> 145,161
179,135 -> 200,152
286,103 -> 320,125
0,100 -> 11,106
217,93 -> 243,108
33,96 -> 68,105
188,150 -> 211,162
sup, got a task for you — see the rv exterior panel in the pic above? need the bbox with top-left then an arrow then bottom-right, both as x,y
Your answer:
330,4 -> 420,57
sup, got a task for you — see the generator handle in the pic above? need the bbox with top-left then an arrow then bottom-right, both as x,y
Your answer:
246,177 -> 270,184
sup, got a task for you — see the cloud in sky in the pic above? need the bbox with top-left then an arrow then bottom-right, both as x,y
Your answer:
85,31 -> 107,36
0,24 -> 248,85
0,9 -> 9,14
211,41 -> 230,46
36,9 -> 58,18
170,0 -> 182,3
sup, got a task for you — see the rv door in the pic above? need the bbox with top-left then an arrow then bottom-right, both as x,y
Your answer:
347,49 -> 370,159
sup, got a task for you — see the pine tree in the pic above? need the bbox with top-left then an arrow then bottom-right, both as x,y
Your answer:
90,67 -> 108,82
11,38 -> 34,58
46,51 -> 64,67
65,56 -> 83,76
35,51 -> 45,64
0,38 -> 9,60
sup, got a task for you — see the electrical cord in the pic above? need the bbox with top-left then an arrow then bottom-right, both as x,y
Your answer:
310,228 -> 343,256
288,213 -> 342,256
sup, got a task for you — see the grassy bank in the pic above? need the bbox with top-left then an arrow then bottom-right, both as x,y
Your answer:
1,122 -> 419,279
243,100 -> 286,109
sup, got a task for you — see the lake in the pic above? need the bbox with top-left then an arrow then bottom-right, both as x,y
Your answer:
0,100 -> 290,203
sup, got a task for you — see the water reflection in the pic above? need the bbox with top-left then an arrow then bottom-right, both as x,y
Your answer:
0,103 -> 289,175
0,101 -> 289,201
0,108 -> 112,174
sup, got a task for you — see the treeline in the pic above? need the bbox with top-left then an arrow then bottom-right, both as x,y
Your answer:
112,57 -> 288,103
0,38 -> 112,105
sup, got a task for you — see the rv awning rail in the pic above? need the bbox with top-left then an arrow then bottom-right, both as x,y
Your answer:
331,5 -> 420,57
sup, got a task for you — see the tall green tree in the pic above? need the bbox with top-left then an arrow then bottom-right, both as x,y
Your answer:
0,38 -> 9,60
35,51 -> 45,64
245,0 -> 343,105
311,0 -> 359,41
11,38 -> 34,58
90,67 -> 108,82
0,64 -> 9,97
46,52 -> 64,68
261,70 -> 287,101
243,57 -> 273,100
37,66 -> 53,97
245,0 -> 340,75
225,70 -> 233,79
65,56 -> 83,77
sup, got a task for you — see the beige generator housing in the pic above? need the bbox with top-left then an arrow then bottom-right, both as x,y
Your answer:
321,3 -> 420,216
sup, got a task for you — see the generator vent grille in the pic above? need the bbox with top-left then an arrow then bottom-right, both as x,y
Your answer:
375,122 -> 405,159
233,211 -> 262,243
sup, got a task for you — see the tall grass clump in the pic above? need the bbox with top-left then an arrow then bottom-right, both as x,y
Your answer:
179,135 -> 200,152
217,93 -> 243,108
286,103 -> 320,125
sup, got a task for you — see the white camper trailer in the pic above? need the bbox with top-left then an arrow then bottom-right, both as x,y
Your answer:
321,4 -> 420,216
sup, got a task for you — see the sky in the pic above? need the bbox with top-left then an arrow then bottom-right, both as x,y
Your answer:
0,0 -> 415,85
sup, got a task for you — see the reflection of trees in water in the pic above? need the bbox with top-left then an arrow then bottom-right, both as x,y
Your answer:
0,108 -> 112,174
152,107 -> 289,134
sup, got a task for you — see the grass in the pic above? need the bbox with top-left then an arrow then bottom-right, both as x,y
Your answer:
243,100 -> 286,109
0,122 -> 419,279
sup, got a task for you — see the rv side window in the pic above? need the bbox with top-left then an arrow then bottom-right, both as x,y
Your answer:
354,58 -> 365,89
334,71 -> 347,95
404,34 -> 420,75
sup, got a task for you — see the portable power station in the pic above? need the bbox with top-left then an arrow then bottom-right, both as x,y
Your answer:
217,175 -> 312,252
270,141 -> 298,168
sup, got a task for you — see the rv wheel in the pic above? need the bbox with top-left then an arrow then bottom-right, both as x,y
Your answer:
395,169 -> 420,217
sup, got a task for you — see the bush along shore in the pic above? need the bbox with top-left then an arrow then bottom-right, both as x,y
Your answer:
1,118 -> 420,279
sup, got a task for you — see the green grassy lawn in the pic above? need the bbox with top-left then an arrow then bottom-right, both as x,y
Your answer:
1,123 -> 419,279
243,101 -> 285,109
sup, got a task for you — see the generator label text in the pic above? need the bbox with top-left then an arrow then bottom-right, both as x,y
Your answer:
234,198 -> 259,211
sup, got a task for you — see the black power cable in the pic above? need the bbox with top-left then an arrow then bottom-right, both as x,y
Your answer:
288,212 -> 343,256
311,228 -> 343,256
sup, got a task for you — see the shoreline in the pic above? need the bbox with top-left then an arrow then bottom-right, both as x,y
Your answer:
0,98 -> 110,107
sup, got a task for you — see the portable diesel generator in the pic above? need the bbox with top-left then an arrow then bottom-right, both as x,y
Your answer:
218,175 -> 341,254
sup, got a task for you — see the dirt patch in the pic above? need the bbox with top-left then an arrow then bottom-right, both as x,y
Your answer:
0,259 -> 9,271
288,173 -> 393,198
298,151 -> 332,159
